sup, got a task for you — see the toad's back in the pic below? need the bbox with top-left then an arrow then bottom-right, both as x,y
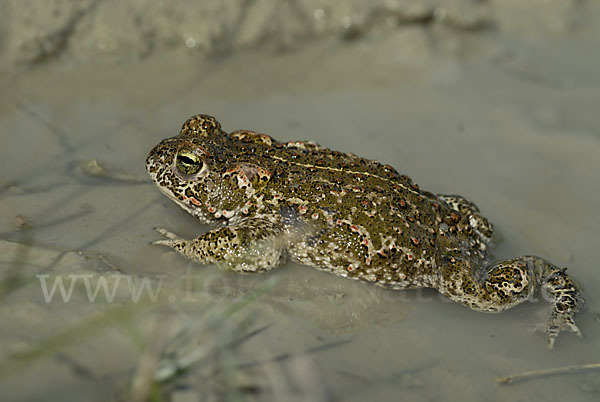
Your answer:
223,132 -> 486,289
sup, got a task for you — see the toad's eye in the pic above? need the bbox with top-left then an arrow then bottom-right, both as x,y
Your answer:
176,150 -> 203,175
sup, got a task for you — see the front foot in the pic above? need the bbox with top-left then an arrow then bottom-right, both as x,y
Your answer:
152,227 -> 190,253
150,218 -> 287,272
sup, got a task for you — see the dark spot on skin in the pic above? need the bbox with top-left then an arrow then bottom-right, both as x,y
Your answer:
451,212 -> 460,222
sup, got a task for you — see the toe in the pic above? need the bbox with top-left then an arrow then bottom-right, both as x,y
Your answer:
154,227 -> 180,240
546,315 -> 584,348
152,239 -> 175,247
570,322 -> 584,338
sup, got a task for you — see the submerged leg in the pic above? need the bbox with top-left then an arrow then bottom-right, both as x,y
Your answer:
152,217 -> 287,272
439,255 -> 583,348
541,264 -> 583,347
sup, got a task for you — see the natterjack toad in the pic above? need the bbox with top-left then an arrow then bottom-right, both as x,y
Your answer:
146,114 -> 583,348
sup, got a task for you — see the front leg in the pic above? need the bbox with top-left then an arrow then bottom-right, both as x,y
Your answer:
153,217 -> 287,272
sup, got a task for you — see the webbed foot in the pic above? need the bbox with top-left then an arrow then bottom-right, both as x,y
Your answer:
546,312 -> 583,349
542,266 -> 584,349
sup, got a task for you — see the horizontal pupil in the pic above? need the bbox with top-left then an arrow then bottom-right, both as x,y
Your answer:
178,155 -> 196,165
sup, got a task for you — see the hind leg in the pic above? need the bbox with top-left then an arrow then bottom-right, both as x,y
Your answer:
437,194 -> 494,243
439,255 -> 583,348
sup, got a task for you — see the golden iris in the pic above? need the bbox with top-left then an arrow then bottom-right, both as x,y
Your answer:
176,150 -> 202,175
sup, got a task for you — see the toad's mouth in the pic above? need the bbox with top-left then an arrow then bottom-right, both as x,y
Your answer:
152,183 -> 219,226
